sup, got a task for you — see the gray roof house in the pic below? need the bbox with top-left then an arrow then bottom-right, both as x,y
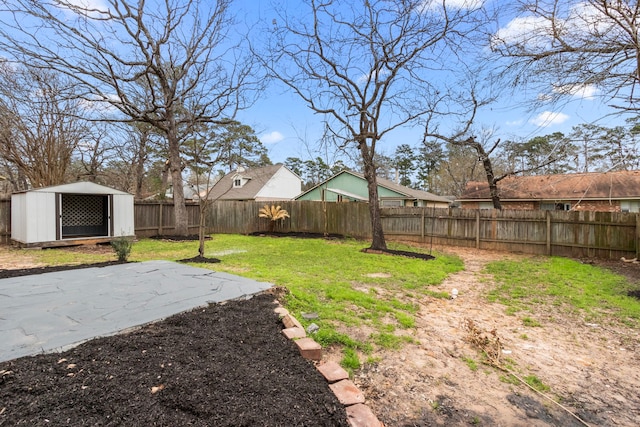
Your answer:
207,164 -> 302,201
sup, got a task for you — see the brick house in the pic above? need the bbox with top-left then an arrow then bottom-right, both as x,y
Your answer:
458,170 -> 640,212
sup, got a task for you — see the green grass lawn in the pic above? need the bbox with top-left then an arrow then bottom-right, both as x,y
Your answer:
485,256 -> 640,326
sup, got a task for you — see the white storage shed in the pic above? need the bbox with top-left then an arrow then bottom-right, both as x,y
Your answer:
11,182 -> 135,248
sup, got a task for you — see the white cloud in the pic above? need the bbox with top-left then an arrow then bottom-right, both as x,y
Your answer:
63,0 -> 109,10
494,2 -> 624,50
358,69 -> 389,84
552,83 -> 597,100
443,0 -> 484,10
420,0 -> 483,13
505,119 -> 524,127
492,16 -> 553,50
261,131 -> 284,144
530,111 -> 569,127
56,0 -> 110,17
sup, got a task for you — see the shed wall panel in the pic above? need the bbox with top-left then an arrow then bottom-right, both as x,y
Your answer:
10,193 -> 27,243
112,194 -> 135,236
28,192 -> 57,243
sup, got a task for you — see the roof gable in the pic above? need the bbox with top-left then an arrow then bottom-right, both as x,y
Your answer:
208,164 -> 299,200
296,169 -> 451,203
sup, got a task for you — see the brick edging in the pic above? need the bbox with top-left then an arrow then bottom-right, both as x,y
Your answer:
274,303 -> 384,427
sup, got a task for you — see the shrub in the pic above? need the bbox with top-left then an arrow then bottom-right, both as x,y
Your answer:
258,205 -> 290,232
111,237 -> 133,262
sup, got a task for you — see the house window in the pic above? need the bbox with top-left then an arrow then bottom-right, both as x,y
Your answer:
233,178 -> 242,188
541,202 -> 571,211
621,201 -> 640,213
381,200 -> 402,207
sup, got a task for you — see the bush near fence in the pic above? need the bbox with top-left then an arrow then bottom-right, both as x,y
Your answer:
1,199 -> 638,260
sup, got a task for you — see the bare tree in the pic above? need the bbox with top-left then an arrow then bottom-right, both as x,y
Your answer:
491,0 -> 640,112
0,64 -> 88,188
261,0 -> 488,250
424,86 -> 560,209
0,0 -> 258,235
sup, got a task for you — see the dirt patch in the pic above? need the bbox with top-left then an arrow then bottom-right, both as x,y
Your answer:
323,246 -> 640,426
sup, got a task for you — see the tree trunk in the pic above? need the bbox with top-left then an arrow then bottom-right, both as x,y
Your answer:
488,179 -> 502,210
198,200 -> 206,257
360,137 -> 387,250
469,138 -> 502,210
134,136 -> 147,200
167,129 -> 189,236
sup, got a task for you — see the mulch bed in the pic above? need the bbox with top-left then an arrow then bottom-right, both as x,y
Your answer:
0,292 -> 349,426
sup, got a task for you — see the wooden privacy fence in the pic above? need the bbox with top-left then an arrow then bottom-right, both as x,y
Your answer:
1,199 -> 638,259
380,207 -> 639,260
134,201 -> 202,237
202,201 -> 638,260
0,198 -> 9,245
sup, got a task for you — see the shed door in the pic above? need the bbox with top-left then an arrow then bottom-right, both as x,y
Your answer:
58,193 -> 112,239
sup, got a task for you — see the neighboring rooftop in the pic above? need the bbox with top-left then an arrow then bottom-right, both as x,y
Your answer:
207,164 -> 301,201
460,170 -> 640,201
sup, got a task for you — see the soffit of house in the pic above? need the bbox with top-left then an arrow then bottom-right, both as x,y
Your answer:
460,171 -> 640,200
325,187 -> 368,201
352,171 -> 451,203
207,164 -> 284,200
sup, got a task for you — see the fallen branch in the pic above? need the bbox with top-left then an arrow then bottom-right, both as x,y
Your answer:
462,318 -> 592,427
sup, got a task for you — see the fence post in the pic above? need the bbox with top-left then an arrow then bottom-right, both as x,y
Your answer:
475,210 -> 480,249
636,213 -> 640,259
158,202 -> 163,235
546,210 -> 552,256
421,209 -> 425,239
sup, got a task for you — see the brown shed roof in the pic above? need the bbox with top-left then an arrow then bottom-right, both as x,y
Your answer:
460,170 -> 640,201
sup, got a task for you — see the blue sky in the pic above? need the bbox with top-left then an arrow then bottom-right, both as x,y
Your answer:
21,0 -> 628,166
240,77 -> 620,165
232,0 -> 628,165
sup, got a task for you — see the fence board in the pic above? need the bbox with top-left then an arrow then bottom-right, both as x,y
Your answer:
0,198 -> 9,245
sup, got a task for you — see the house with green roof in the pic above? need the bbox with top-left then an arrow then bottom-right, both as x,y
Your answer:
295,170 -> 451,207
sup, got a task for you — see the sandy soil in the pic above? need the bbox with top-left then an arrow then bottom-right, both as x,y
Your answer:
323,246 -> 640,427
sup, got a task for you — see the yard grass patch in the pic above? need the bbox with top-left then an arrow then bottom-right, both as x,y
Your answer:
485,257 -> 640,326
129,235 -> 464,365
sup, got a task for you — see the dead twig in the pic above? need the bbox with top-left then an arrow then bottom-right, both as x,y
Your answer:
462,318 -> 592,427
